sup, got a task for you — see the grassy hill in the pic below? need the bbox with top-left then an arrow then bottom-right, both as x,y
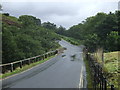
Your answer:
2,13 -> 61,64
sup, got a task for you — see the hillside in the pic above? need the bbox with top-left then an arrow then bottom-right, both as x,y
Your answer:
2,14 -> 61,64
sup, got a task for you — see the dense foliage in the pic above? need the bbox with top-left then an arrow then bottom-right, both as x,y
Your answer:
2,14 -> 60,64
2,10 -> 119,63
58,11 -> 120,52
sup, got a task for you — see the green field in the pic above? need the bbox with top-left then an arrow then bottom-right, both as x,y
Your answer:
104,51 -> 119,88
94,51 -> 119,88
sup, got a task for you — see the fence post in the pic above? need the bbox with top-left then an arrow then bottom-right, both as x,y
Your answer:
100,81 -> 102,90
39,56 -> 42,61
36,57 -> 38,61
2,66 -> 5,74
111,85 -> 114,90
10,63 -> 13,72
94,66 -> 97,90
34,58 -> 36,62
104,78 -> 107,90
48,53 -> 49,57
51,52 -> 53,56
43,55 -> 45,60
86,53 -> 88,60
28,60 -> 30,65
0,66 -> 1,74
35,57 -> 37,62
32,58 -> 34,63
45,54 -> 47,58
37,57 -> 39,61
101,48 -> 104,67
20,61 -> 22,68
102,73 -> 104,90
52,52 -> 54,56
51,52 -> 52,56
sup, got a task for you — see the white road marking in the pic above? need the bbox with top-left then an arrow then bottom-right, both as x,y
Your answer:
79,65 -> 83,89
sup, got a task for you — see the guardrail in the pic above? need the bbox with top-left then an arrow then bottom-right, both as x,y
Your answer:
83,49 -> 115,90
0,49 -> 60,74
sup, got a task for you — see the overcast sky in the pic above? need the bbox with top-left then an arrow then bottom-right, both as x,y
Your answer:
2,0 -> 119,29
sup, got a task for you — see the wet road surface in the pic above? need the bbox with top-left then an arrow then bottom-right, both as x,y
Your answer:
2,40 -> 87,88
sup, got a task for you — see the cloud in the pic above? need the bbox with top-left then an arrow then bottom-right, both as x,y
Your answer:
2,1 -> 118,29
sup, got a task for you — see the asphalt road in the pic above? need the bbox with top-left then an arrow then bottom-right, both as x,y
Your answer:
2,40 -> 87,88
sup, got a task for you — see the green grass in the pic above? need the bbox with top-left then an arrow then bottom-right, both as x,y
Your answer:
93,51 -> 119,88
0,55 -> 55,79
103,51 -> 119,88
83,54 -> 93,89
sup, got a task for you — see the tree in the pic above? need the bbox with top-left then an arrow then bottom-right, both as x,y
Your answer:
2,25 -> 22,63
3,13 -> 9,16
2,14 -> 60,64
105,31 -> 119,51
64,11 -> 119,52
42,22 -> 57,32
83,34 -> 100,52
56,26 -> 66,35
18,15 -> 41,27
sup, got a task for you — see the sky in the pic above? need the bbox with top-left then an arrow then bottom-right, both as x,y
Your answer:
1,0 -> 119,29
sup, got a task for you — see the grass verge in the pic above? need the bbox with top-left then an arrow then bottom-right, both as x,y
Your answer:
0,55 -> 55,79
60,35 -> 81,45
83,57 -> 93,89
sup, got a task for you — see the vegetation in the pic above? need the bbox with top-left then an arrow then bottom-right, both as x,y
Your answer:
83,55 -> 93,88
58,11 -> 120,53
92,50 -> 119,88
2,14 -> 61,64
104,51 -> 119,88
60,35 -> 81,45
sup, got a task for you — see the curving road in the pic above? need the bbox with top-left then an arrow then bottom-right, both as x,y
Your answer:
2,40 -> 87,88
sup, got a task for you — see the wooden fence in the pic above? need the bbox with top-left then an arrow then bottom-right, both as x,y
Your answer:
84,49 -> 115,90
0,49 -> 60,74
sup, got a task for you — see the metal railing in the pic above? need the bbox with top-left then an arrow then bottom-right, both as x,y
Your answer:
84,51 -> 115,90
0,49 -> 60,74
